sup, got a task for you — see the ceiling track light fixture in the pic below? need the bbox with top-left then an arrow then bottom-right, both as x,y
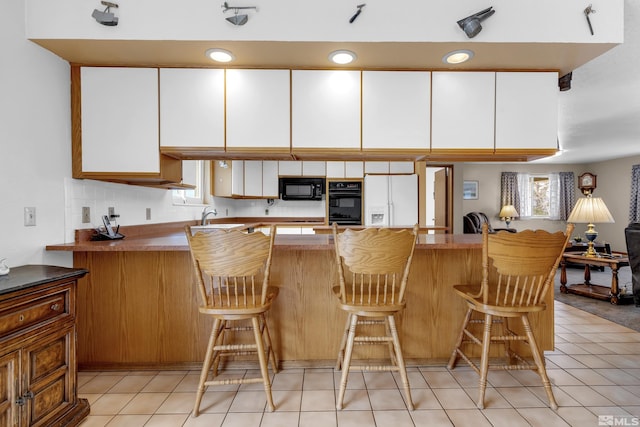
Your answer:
349,4 -> 366,24
584,4 -> 596,36
92,1 -> 119,26
221,1 -> 257,26
457,6 -> 495,39
559,72 -> 573,91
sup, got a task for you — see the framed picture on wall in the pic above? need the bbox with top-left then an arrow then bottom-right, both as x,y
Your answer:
463,181 -> 479,200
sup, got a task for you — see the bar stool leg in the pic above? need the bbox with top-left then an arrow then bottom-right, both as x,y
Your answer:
448,307 -> 473,370
337,313 -> 358,410
522,314 -> 558,410
388,314 -> 413,410
335,313 -> 352,371
260,314 -> 279,373
477,313 -> 493,409
251,316 -> 275,411
194,318 -> 222,417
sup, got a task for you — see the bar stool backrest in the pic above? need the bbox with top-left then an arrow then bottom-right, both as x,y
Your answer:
185,225 -> 275,309
332,224 -> 418,306
480,223 -> 573,307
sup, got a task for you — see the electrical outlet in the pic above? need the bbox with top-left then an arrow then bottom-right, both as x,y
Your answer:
108,207 -> 115,218
24,207 -> 36,226
146,208 -> 151,220
82,207 -> 91,223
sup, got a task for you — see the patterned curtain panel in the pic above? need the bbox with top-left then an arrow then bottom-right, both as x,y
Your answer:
500,172 -> 520,214
558,172 -> 575,221
630,164 -> 640,223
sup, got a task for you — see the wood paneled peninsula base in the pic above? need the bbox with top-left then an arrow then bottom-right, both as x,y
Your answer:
47,223 -> 554,370
560,252 -> 630,305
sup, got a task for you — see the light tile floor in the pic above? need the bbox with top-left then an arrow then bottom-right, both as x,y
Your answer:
78,301 -> 640,426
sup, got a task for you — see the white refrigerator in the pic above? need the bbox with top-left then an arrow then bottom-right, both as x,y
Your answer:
364,174 -> 418,226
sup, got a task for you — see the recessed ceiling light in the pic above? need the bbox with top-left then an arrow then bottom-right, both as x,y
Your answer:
329,50 -> 357,65
205,48 -> 235,63
442,49 -> 474,65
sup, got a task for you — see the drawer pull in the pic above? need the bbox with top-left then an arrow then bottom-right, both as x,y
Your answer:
51,303 -> 60,311
19,315 -> 24,322
23,391 -> 34,400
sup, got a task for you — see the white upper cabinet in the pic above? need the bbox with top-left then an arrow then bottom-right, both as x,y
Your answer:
362,71 -> 430,150
226,69 -> 291,151
291,70 -> 361,150
302,161 -> 326,176
431,72 -> 496,150
495,72 -> 558,150
81,67 -> 160,173
262,161 -> 279,198
279,161 -> 302,176
159,68 -> 224,148
244,161 -> 263,197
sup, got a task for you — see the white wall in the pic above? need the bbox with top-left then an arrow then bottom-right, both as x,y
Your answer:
0,1 -> 214,269
0,0 -> 71,268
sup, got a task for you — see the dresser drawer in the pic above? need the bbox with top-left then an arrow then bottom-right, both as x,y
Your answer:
0,289 -> 68,338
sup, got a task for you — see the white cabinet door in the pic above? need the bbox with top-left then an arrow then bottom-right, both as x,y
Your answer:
279,161 -> 302,176
345,161 -> 364,178
365,162 -> 390,174
326,162 -> 345,178
495,72 -> 558,150
292,70 -> 360,149
181,160 -> 200,186
389,162 -> 415,174
159,68 -> 224,148
226,69 -> 290,150
244,161 -> 263,197
81,67 -> 159,173
231,160 -> 244,196
262,161 -> 279,198
362,71 -> 430,150
431,72 -> 495,150
302,161 -> 326,176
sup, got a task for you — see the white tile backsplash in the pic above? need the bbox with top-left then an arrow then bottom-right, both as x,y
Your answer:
64,178 -> 326,243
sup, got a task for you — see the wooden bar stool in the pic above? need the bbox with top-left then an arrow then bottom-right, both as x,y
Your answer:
448,223 -> 573,410
332,223 -> 419,410
185,225 -> 279,416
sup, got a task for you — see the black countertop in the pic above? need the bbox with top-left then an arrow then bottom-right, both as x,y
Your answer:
0,265 -> 88,296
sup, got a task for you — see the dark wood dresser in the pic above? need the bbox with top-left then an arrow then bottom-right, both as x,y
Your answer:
0,265 -> 89,426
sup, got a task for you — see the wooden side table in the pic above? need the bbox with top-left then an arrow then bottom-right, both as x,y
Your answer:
559,252 -> 630,304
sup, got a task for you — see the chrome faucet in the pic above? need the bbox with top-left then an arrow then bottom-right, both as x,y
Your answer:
201,207 -> 217,225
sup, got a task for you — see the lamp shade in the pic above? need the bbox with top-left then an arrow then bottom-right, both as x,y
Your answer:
567,196 -> 615,224
499,205 -> 519,218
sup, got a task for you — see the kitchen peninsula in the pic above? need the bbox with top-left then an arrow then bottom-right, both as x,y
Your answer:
46,221 -> 555,370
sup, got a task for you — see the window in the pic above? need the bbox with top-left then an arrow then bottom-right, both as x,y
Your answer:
517,173 -> 561,219
172,160 -> 205,205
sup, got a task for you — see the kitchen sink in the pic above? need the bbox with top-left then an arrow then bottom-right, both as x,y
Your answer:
190,224 -> 246,233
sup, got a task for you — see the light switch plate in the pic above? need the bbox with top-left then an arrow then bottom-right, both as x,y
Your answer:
24,207 -> 36,226
82,207 -> 91,223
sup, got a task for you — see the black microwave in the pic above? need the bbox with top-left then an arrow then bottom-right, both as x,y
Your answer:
279,177 -> 324,200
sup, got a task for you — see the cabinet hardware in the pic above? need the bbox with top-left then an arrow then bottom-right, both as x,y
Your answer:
51,303 -> 60,311
23,391 -> 35,399
15,396 -> 25,406
19,314 -> 24,322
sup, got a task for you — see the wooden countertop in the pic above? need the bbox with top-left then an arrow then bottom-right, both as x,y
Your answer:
46,223 -> 482,252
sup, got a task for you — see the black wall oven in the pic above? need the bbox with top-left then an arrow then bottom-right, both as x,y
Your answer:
328,181 -> 362,225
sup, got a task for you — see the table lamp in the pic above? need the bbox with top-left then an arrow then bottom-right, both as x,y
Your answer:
498,205 -> 519,228
567,194 -> 615,257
